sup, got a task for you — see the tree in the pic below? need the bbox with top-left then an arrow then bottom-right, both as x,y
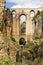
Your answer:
21,22 -> 26,35
32,10 -> 43,38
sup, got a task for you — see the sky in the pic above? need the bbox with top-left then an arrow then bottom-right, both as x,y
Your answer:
6,0 -> 43,8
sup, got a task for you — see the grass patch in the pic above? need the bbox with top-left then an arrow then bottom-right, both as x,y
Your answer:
0,53 -> 12,65
26,43 -> 35,49
38,57 -> 43,65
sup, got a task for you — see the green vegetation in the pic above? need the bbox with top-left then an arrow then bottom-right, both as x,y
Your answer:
26,43 -> 35,49
38,57 -> 43,65
32,10 -> 41,21
11,37 -> 16,42
32,10 -> 43,38
0,42 -> 5,50
28,44 -> 35,49
21,22 -> 26,35
0,54 -> 12,65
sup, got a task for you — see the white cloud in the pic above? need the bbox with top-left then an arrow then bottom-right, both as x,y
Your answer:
6,0 -> 43,8
11,5 -> 21,8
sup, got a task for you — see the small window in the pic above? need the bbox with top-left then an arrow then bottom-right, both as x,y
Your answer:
30,10 -> 35,17
12,10 -> 16,17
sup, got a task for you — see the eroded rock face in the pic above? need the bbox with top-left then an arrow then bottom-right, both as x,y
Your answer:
21,43 -> 43,61
0,1 -> 43,65
3,9 -> 12,38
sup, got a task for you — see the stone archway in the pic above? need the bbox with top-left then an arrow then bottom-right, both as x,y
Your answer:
19,14 -> 26,35
19,37 -> 26,45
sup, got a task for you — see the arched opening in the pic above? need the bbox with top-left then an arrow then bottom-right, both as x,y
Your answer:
30,10 -> 35,17
20,14 -> 26,22
12,10 -> 16,17
19,37 -> 26,45
20,14 -> 26,35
